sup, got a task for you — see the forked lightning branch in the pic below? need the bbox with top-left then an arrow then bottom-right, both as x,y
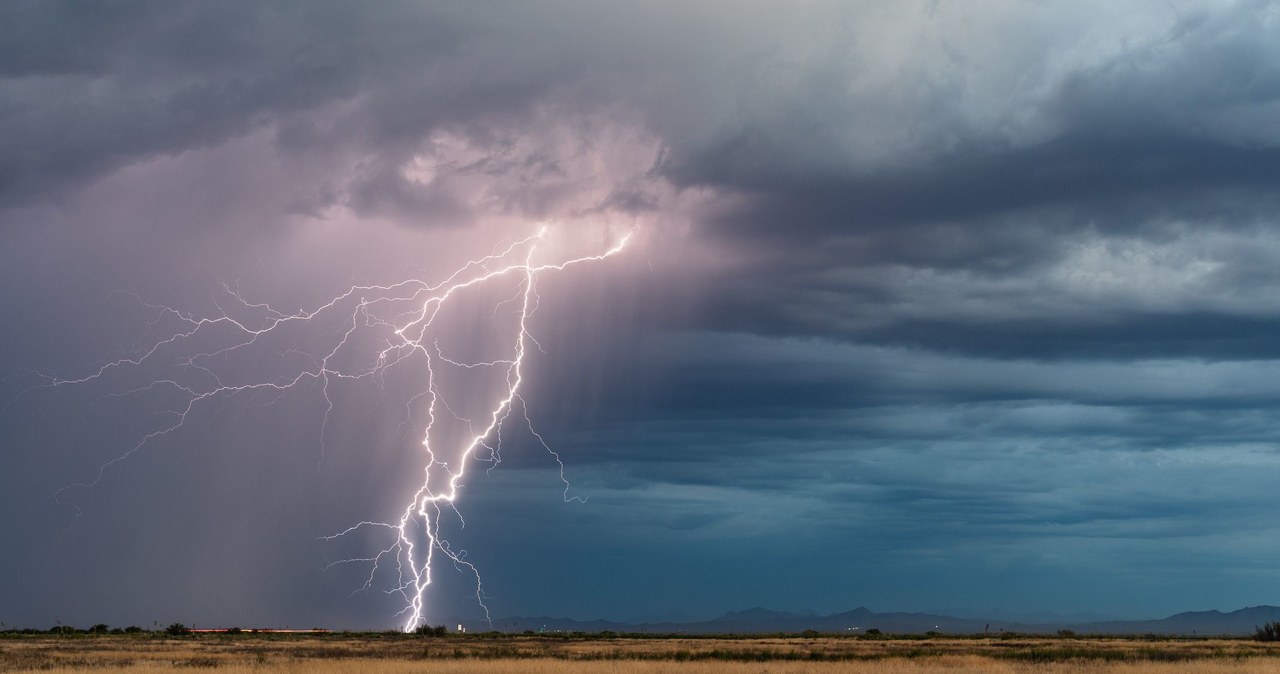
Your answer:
39,228 -> 631,631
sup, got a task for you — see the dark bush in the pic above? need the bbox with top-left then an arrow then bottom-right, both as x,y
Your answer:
413,624 -> 447,637
165,623 -> 191,636
124,626 -> 144,633
1255,621 -> 1280,641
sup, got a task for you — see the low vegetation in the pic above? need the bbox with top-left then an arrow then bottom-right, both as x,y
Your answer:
4,660 -> 1280,674
2,629 -> 1280,672
162,624 -> 190,637
414,624 -> 449,637
1256,621 -> 1280,641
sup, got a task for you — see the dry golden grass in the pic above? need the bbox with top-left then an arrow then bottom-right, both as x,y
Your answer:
3,635 -> 1279,673
10,657 -> 1280,673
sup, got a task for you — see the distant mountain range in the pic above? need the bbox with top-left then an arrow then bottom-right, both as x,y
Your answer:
463,605 -> 1280,636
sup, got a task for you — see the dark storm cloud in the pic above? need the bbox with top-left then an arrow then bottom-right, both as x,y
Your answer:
1,1 -> 370,203
0,0 -> 581,212
861,312 -> 1280,359
660,2 -> 1280,355
8,1 -> 1276,286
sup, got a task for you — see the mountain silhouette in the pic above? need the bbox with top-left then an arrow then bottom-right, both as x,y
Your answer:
471,604 -> 1280,636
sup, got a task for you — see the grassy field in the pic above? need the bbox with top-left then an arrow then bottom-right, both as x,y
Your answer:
3,633 -> 1279,673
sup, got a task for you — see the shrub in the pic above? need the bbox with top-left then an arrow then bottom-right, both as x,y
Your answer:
165,623 -> 191,636
413,624 -> 447,637
124,626 -> 143,634
89,624 -> 110,634
1255,621 -> 1280,642
1058,629 -> 1076,637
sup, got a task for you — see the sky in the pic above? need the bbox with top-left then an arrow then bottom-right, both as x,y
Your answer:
3,0 -> 1280,630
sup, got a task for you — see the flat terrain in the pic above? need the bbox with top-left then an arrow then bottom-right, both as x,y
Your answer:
3,633 -> 1279,673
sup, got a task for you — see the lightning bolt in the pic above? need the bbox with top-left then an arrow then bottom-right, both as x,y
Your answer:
32,227 -> 631,631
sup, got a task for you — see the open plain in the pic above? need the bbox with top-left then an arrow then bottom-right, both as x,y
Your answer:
3,634 -> 1280,673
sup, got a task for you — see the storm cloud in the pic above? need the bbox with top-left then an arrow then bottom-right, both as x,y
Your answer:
3,0 -> 1280,628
